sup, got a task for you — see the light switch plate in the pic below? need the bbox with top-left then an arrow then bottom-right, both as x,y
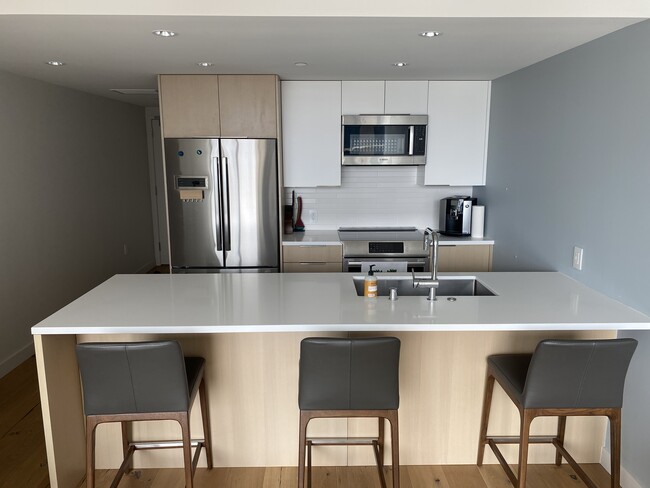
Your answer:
572,246 -> 583,270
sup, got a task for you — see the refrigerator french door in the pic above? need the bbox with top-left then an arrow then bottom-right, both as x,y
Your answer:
164,138 -> 279,273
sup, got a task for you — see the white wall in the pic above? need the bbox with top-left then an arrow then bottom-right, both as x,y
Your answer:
477,19 -> 650,487
286,166 -> 472,230
0,70 -> 155,377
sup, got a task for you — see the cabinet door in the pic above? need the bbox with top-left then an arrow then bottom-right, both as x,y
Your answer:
385,81 -> 428,114
437,245 -> 493,272
282,81 -> 342,187
218,75 -> 278,138
424,81 -> 490,186
341,81 -> 385,114
159,75 -> 220,137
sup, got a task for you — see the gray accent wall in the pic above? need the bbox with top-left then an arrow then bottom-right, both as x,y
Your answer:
0,70 -> 154,376
477,19 -> 650,486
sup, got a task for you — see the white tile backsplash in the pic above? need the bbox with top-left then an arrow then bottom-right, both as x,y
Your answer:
285,166 -> 473,230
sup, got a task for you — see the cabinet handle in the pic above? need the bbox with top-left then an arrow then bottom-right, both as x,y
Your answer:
299,262 -> 327,265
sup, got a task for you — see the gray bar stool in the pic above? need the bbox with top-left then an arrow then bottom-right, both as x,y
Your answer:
76,341 -> 213,488
298,337 -> 401,488
477,338 -> 637,488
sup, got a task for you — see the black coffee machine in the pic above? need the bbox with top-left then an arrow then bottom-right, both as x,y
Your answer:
439,196 -> 477,236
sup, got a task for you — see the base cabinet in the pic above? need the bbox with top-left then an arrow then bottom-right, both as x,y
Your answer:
438,245 -> 493,272
282,244 -> 342,273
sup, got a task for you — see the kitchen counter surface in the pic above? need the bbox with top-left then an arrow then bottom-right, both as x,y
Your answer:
282,230 -> 494,246
282,230 -> 341,245
32,272 -> 649,335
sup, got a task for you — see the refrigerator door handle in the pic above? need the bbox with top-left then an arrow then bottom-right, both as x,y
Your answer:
213,156 -> 223,251
222,156 -> 232,251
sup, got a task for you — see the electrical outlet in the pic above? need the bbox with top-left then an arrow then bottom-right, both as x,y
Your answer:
572,246 -> 583,270
308,209 -> 318,224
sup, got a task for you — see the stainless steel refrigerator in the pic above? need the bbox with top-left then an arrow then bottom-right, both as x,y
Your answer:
164,138 -> 279,273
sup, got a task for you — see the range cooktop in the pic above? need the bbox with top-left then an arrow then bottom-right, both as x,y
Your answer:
337,226 -> 423,242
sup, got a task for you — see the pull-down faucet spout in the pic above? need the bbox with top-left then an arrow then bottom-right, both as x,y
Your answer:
412,227 -> 440,300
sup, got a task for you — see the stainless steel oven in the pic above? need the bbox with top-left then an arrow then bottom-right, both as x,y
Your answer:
338,227 -> 429,272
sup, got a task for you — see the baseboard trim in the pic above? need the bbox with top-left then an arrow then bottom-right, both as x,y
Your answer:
600,447 -> 643,488
136,261 -> 157,274
0,342 -> 36,378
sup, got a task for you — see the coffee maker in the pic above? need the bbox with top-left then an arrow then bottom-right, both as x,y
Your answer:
439,196 -> 477,236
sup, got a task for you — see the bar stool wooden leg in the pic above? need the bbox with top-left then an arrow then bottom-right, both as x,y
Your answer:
85,417 -> 99,488
378,417 -> 385,469
477,373 -> 495,466
179,413 -> 193,488
610,410 -> 622,488
517,410 -> 534,488
298,411 -> 310,488
555,416 -> 567,466
198,378 -> 213,469
389,411 -> 400,488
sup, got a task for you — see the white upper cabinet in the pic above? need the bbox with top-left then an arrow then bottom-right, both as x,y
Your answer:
341,81 -> 384,114
384,81 -> 429,114
281,81 -> 342,187
424,81 -> 491,186
342,81 -> 428,115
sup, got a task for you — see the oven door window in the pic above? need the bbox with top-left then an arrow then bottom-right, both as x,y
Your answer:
343,125 -> 408,156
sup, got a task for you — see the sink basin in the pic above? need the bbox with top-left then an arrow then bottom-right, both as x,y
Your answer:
352,275 -> 496,297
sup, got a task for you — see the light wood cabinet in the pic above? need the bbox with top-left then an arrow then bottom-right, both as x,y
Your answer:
159,74 -> 279,139
281,81 -> 342,187
218,75 -> 279,138
424,81 -> 491,186
437,244 -> 493,272
159,75 -> 221,138
282,244 -> 342,273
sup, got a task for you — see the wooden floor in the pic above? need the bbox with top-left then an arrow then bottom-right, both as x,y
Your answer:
0,357 -> 613,488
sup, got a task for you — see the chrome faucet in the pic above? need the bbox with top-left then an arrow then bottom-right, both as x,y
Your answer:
412,227 -> 439,300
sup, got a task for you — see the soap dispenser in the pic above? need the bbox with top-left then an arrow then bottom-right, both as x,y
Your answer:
364,265 -> 378,298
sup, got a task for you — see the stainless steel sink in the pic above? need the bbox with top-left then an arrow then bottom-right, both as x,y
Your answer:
352,275 -> 496,297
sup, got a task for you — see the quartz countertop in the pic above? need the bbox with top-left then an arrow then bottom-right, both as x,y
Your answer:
282,230 -> 494,246
32,272 -> 650,335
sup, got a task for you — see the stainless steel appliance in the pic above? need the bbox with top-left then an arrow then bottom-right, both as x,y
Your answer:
164,138 -> 279,273
338,227 -> 429,272
439,196 -> 476,236
341,115 -> 427,166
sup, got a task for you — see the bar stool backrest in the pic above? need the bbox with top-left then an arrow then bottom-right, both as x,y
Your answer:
76,341 -> 190,415
299,337 -> 400,411
522,338 -> 637,409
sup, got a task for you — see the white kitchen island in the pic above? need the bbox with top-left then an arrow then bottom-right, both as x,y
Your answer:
32,272 -> 650,488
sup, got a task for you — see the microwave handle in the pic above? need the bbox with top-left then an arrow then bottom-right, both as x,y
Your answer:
408,125 -> 415,155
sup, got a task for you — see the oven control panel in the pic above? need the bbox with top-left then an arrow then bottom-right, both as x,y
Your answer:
369,242 -> 404,254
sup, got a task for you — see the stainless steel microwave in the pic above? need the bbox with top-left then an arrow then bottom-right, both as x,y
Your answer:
341,114 -> 427,166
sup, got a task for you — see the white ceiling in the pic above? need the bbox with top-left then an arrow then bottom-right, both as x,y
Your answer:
0,15 -> 643,106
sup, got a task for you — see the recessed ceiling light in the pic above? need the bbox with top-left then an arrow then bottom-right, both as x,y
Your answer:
393,62 -> 408,67
419,31 -> 441,38
197,62 -> 214,67
294,62 -> 308,67
46,61 -> 65,66
152,30 -> 177,38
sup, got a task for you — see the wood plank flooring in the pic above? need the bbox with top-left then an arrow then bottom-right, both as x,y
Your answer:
0,357 -> 613,488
